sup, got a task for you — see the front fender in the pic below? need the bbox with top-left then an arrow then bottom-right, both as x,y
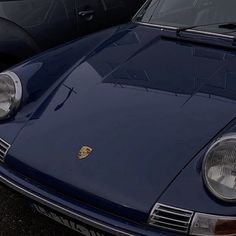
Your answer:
159,118 -> 236,216
0,25 -> 122,143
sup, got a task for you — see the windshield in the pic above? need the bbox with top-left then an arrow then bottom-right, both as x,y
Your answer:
134,0 -> 236,30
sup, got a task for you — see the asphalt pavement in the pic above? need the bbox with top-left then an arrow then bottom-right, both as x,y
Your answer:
0,184 -> 79,236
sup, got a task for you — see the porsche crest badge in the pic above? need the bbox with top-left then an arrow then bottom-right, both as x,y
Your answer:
78,146 -> 93,160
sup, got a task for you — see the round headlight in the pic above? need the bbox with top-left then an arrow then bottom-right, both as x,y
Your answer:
203,134 -> 236,201
0,71 -> 22,120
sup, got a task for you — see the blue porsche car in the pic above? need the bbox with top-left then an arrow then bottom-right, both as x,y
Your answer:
2,0 -> 236,235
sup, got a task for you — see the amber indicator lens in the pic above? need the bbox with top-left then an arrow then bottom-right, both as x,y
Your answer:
215,219 -> 236,235
190,213 -> 236,236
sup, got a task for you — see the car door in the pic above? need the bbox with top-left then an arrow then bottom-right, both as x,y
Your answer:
0,0 -> 78,50
76,0 -> 106,35
103,0 -> 145,26
26,0 -> 78,50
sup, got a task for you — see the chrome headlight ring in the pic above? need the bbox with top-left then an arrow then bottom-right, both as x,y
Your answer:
203,133 -> 236,202
0,71 -> 22,120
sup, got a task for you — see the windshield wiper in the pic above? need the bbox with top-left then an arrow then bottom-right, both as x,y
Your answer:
176,21 -> 236,36
219,23 -> 236,29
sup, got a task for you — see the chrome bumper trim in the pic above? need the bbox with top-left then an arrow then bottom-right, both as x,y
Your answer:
0,174 -> 134,236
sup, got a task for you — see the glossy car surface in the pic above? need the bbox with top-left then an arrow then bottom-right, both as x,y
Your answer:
2,0 -> 236,235
0,0 -> 144,70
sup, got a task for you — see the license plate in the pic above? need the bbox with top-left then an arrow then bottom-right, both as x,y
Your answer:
32,204 -> 108,236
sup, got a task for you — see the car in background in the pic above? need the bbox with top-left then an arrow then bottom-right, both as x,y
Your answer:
0,0 -> 145,71
4,0 -> 236,235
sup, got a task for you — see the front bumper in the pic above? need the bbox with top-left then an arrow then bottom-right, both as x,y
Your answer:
0,164 -> 176,236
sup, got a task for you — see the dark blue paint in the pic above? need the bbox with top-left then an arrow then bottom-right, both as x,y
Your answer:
0,164 -> 180,236
2,23 -> 236,234
0,26 -> 118,143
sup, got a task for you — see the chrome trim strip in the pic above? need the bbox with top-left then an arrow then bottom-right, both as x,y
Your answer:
203,133 -> 236,202
149,203 -> 194,234
150,220 -> 188,230
0,174 -> 134,236
0,138 -> 11,162
150,203 -> 194,216
149,223 -> 188,234
131,0 -> 149,22
152,207 -> 192,218
152,215 -> 191,224
0,71 -> 22,120
133,21 -> 178,31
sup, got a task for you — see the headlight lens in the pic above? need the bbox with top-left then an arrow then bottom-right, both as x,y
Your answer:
203,134 -> 236,201
0,71 -> 22,120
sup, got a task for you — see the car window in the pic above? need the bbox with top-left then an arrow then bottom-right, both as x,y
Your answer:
102,0 -> 124,9
134,0 -> 236,29
158,0 -> 196,13
0,0 -> 53,27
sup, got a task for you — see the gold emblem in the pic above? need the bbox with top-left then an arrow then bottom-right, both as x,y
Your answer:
78,146 -> 93,160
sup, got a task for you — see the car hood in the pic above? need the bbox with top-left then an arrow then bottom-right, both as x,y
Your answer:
6,25 -> 236,221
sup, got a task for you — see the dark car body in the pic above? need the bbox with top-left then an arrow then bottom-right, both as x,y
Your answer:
0,0 -> 144,70
1,0 -> 236,235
